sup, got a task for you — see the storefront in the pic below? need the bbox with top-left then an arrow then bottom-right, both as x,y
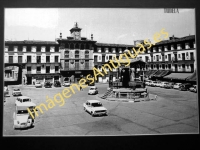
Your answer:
26,73 -> 61,85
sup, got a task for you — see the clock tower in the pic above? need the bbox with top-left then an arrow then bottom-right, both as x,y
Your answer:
70,22 -> 82,40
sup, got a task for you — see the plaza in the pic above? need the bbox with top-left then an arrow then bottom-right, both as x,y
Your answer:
3,83 -> 198,136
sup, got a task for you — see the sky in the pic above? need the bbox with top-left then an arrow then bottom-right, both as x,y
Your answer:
4,8 -> 195,45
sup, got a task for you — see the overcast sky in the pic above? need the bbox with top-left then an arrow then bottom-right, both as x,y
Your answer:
5,8 -> 195,45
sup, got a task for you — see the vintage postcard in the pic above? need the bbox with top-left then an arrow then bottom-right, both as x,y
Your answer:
3,8 -> 198,136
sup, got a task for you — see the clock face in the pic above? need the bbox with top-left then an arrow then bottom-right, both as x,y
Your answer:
75,32 -> 80,35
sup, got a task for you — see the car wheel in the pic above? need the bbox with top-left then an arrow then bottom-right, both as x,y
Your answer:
91,112 -> 95,117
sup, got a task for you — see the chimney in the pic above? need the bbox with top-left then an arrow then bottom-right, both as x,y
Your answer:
91,34 -> 93,40
60,32 -> 62,39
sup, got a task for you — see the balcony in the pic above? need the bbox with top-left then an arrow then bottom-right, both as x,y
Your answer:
62,66 -> 91,70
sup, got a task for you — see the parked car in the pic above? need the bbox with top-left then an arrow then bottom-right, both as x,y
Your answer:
160,82 -> 169,88
83,100 -> 107,116
35,81 -> 42,88
88,86 -> 98,95
155,81 -> 162,87
173,83 -> 182,89
44,81 -> 52,88
189,85 -> 197,93
151,81 -> 158,87
179,83 -> 192,91
15,96 -> 33,106
54,80 -> 61,87
13,102 -> 36,129
145,80 -> 152,86
4,86 -> 9,96
63,81 -> 71,87
12,88 -> 22,96
148,81 -> 154,86
164,82 -> 174,89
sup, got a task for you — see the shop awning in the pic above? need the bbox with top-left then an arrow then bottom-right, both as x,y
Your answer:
186,70 -> 197,81
156,70 -> 170,77
163,73 -> 193,80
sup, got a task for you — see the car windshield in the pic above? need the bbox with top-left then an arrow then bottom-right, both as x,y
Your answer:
14,89 -> 20,91
36,82 -> 40,84
91,102 -> 102,107
90,88 -> 95,90
17,110 -> 28,114
23,99 -> 30,102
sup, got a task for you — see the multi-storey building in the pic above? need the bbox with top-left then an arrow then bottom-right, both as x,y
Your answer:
4,23 -> 196,85
4,41 -> 60,85
57,22 -> 96,83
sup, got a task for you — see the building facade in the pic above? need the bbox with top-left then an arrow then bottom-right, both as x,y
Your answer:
4,23 -> 196,85
57,22 -> 96,83
4,41 -> 60,85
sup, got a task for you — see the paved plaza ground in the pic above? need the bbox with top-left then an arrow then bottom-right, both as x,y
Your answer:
3,83 -> 199,136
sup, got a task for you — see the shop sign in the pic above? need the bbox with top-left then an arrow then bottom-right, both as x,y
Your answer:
75,71 -> 82,74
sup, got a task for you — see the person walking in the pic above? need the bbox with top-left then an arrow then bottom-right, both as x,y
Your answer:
80,86 -> 83,91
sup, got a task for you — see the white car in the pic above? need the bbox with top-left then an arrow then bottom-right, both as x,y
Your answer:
12,88 -> 22,96
15,96 -> 32,106
63,81 -> 70,87
160,82 -> 168,88
35,81 -> 42,88
173,83 -> 182,89
155,81 -> 162,87
88,86 -> 98,95
83,100 -> 107,116
145,80 -> 152,86
13,102 -> 36,129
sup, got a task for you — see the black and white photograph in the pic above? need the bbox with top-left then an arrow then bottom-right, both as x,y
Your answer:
3,8 -> 198,136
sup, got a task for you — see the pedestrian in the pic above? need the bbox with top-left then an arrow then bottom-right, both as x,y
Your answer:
80,86 -> 83,91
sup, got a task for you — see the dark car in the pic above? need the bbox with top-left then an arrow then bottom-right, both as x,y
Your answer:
54,81 -> 61,87
164,82 -> 174,89
44,82 -> 52,88
179,83 -> 192,91
189,85 -> 197,93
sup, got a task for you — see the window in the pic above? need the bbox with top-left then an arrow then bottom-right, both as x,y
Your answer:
109,56 -> 112,60
46,46 -> 50,52
94,56 -> 98,63
75,51 -> 79,58
154,56 -> 155,60
55,56 -> 59,62
65,51 -> 69,58
37,56 -> 41,63
8,46 -> 13,51
27,66 -> 31,71
37,66 -> 41,72
186,52 -> 189,56
27,56 -> 32,63
46,66 -> 50,73
18,56 -> 22,63
85,51 -> 89,59
9,56 -> 13,63
178,54 -> 181,58
99,56 -> 101,60
165,55 -> 167,59
46,56 -> 50,63
85,60 -> 89,69
37,46 -> 41,52
55,66 -> 59,72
